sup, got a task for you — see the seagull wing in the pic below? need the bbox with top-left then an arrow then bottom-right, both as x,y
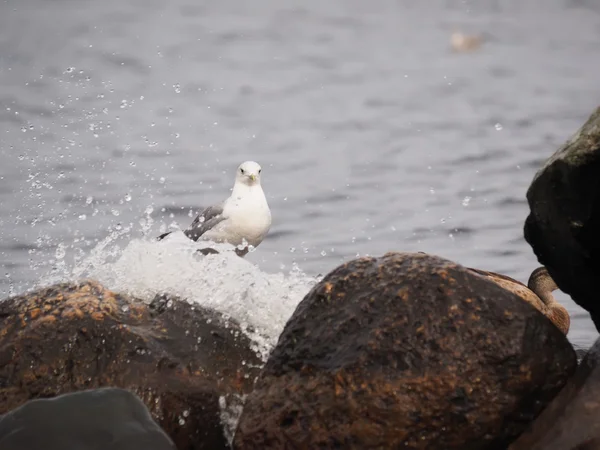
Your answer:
183,203 -> 227,241
156,203 -> 227,241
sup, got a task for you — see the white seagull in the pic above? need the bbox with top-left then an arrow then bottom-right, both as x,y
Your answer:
158,161 -> 272,256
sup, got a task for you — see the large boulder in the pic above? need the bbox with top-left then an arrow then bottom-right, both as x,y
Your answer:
233,252 -> 576,450
0,387 -> 176,450
510,337 -> 600,450
524,105 -> 600,330
0,280 -> 263,450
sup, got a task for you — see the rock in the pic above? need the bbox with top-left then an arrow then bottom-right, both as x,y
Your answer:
0,280 -> 263,450
524,105 -> 600,330
467,266 -> 570,334
0,387 -> 176,450
233,252 -> 576,450
509,337 -> 600,450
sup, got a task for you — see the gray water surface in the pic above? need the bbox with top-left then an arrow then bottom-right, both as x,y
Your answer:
1,0 -> 600,347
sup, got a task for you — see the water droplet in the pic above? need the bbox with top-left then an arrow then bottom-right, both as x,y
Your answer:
320,250 -> 327,256
78,214 -> 87,220
173,83 -> 181,94
462,196 -> 471,207
86,196 -> 93,205
494,123 -> 503,131
429,188 -> 435,194
178,418 -> 185,426
121,305 -> 129,312
124,193 -> 132,202
182,410 -> 189,417
111,209 -> 120,216
55,244 -> 66,260
159,177 -> 165,184
289,247 -> 296,253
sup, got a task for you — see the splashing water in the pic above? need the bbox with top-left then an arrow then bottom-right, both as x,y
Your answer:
38,225 -> 320,360
219,394 -> 246,445
33,218 -> 320,441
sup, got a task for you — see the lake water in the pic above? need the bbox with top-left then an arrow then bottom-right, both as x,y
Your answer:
1,0 -> 600,351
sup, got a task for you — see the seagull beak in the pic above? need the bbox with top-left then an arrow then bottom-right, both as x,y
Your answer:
249,174 -> 256,181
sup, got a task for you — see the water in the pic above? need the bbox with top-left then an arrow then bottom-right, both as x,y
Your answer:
1,0 -> 600,353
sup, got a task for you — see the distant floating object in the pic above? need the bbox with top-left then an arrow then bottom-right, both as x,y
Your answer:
450,32 -> 483,52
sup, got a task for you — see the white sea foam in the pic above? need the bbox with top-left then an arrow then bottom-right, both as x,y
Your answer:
38,225 -> 320,360
36,221 -> 320,439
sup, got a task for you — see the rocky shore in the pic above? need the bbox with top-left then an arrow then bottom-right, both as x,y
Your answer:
2,106 -> 600,448
0,280 -> 263,449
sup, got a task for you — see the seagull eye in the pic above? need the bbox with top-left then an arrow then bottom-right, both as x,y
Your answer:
258,169 -> 261,174
240,168 -> 245,174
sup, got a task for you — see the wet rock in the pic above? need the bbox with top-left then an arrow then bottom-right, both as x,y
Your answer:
0,280 -> 263,450
467,266 -> 570,334
233,252 -> 576,450
510,337 -> 600,450
524,105 -> 600,331
0,387 -> 176,450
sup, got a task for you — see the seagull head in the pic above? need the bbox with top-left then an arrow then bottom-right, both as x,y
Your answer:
235,161 -> 263,186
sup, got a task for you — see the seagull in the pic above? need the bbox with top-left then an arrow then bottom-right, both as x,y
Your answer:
157,161 -> 272,257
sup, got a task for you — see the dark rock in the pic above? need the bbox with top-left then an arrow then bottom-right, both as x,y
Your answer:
524,105 -> 600,331
233,252 -> 576,450
510,337 -> 600,450
574,344 -> 590,363
0,387 -> 176,450
0,280 -> 263,450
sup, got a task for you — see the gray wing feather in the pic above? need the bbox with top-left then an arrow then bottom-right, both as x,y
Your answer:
183,204 -> 227,241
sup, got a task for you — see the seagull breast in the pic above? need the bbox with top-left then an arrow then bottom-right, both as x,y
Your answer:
221,187 -> 271,247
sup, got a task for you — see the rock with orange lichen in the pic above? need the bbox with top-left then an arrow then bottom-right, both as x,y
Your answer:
0,280 -> 262,450
233,252 -> 576,450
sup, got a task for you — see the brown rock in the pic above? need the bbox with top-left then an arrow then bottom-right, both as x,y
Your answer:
509,337 -> 600,450
0,280 -> 263,450
467,266 -> 570,334
233,252 -> 576,450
